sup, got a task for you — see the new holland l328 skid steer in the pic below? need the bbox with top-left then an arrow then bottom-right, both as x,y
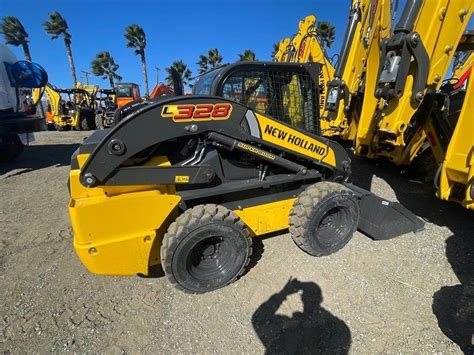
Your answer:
68,62 -> 424,293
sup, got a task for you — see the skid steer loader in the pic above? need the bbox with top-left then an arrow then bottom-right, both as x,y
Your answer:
68,62 -> 423,293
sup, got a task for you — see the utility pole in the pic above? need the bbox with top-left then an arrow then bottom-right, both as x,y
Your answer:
155,67 -> 160,85
81,70 -> 91,85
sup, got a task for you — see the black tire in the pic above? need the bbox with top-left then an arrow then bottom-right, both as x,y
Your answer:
79,117 -> 92,131
95,114 -> 104,130
161,204 -> 252,293
289,181 -> 360,256
0,134 -> 24,163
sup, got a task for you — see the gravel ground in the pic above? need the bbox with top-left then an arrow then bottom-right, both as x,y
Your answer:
1,131 -> 472,353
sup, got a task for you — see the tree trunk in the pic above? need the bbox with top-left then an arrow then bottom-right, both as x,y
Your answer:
109,76 -> 114,88
65,41 -> 77,87
140,49 -> 149,97
22,43 -> 32,61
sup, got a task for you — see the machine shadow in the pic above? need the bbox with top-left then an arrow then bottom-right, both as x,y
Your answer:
349,156 -> 473,351
252,279 -> 351,354
432,234 -> 474,353
0,143 -> 79,176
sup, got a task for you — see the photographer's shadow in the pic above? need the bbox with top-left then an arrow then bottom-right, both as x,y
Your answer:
252,279 -> 351,354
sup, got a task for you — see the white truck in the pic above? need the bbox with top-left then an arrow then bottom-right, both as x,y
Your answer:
0,44 -> 48,162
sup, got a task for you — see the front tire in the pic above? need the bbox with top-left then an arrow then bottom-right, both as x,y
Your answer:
289,181 -> 359,256
161,204 -> 252,293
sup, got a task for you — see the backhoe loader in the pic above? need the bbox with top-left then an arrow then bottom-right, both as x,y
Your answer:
355,0 -> 473,165
43,84 -> 96,131
278,1 -> 473,209
68,61 -> 423,293
274,2 -> 392,140
422,33 -> 474,209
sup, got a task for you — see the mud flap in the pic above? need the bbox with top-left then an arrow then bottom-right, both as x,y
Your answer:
344,183 -> 425,240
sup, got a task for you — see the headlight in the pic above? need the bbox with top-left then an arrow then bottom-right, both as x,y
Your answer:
68,109 -> 77,115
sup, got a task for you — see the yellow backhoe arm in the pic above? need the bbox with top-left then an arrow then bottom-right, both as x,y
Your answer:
437,76 -> 474,209
355,0 -> 473,165
323,0 -> 391,139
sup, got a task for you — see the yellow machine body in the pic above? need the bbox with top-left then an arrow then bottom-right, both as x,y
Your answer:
68,107 -> 338,276
323,0 -> 391,139
436,72 -> 474,209
355,0 -> 473,165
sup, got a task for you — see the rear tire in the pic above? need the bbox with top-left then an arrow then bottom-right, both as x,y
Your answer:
289,181 -> 359,256
161,204 -> 252,293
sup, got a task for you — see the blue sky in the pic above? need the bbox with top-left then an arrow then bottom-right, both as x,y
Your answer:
0,0 -> 353,90
1,0 -> 472,91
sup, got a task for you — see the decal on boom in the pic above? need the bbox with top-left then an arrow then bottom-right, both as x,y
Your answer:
162,103 -> 233,122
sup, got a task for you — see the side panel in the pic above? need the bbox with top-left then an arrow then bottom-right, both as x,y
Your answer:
235,199 -> 295,236
70,190 -> 181,275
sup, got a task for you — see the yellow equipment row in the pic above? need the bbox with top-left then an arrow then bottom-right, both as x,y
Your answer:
275,1 -> 473,209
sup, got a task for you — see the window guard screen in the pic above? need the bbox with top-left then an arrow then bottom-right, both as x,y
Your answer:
220,69 -> 319,135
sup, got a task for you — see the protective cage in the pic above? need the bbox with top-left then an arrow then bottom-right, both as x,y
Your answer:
194,62 -> 322,135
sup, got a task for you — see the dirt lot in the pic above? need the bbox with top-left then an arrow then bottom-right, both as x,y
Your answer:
1,131 -> 472,353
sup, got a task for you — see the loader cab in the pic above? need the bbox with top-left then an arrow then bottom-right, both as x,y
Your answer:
115,83 -> 141,108
193,61 -> 322,135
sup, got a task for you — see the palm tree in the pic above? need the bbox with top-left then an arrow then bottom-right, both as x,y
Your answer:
43,12 -> 77,86
316,21 -> 336,49
208,48 -> 223,68
124,24 -> 149,97
197,54 -> 209,74
238,49 -> 256,61
166,60 -> 192,88
0,16 -> 31,61
197,48 -> 223,74
91,51 -> 122,88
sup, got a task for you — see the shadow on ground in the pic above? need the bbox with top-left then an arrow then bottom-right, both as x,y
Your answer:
350,156 -> 473,352
432,235 -> 474,353
252,278 -> 351,354
350,156 -> 473,238
0,143 -> 79,176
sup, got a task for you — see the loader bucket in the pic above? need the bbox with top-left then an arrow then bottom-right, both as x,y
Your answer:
344,183 -> 425,240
